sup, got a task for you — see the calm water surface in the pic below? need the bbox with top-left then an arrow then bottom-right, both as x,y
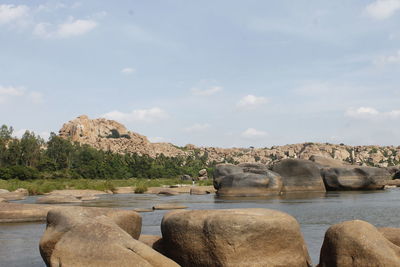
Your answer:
2,188 -> 400,266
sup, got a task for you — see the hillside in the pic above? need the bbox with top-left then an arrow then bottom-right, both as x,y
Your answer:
59,115 -> 400,167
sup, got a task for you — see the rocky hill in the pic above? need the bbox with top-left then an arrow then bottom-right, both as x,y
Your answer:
59,115 -> 400,167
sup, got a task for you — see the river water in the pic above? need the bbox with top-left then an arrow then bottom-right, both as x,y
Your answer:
1,188 -> 400,266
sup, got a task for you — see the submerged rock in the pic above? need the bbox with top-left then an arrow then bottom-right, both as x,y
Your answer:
319,220 -> 400,266
272,159 -> 326,193
213,163 -> 283,196
321,166 -> 390,190
161,208 -> 311,267
152,204 -> 187,210
36,195 -> 82,204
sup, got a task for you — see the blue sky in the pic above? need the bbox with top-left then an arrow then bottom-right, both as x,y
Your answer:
0,0 -> 399,147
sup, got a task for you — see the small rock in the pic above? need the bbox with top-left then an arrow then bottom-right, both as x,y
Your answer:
152,204 -> 188,210
190,188 -> 209,195
0,198 -> 7,203
180,175 -> 192,181
157,189 -> 179,196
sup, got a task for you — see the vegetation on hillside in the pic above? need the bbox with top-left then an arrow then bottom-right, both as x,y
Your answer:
0,125 -> 213,180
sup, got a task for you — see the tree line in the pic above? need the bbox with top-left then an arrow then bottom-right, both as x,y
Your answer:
0,125 -> 213,180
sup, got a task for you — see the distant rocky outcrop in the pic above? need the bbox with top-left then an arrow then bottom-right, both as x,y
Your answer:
59,115 -> 400,167
59,115 -> 185,157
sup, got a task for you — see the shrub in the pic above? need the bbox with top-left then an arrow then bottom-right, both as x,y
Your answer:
134,184 -> 148,193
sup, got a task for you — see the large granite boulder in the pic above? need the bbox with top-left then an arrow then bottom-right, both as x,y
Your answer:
319,220 -> 400,266
161,208 -> 312,267
39,207 -> 178,267
309,155 -> 349,168
321,166 -> 391,190
379,227 -> 400,246
272,159 -> 326,193
213,163 -> 283,196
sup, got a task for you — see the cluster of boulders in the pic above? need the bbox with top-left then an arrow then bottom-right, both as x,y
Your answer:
59,116 -> 400,168
213,156 -> 397,197
35,204 -> 400,266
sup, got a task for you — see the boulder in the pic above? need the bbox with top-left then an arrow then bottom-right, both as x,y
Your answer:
321,166 -> 391,190
36,195 -> 82,204
0,198 -> 6,203
0,189 -> 10,193
379,227 -> 400,246
272,159 -> 326,193
213,163 -> 283,196
309,155 -> 348,168
161,208 -> 311,267
139,235 -> 165,254
39,208 -> 178,267
157,189 -> 179,196
319,220 -> 400,266
0,203 -> 53,222
14,188 -> 29,196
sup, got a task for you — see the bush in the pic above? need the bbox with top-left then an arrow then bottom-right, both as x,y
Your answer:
134,184 -> 148,193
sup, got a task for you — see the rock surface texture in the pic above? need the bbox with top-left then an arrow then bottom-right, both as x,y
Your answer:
39,207 -> 178,267
272,159 -> 326,193
319,220 -> 400,267
213,163 -> 283,196
321,167 -> 391,190
161,208 -> 312,267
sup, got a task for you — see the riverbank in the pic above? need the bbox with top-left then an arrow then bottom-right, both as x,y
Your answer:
0,178 -> 213,195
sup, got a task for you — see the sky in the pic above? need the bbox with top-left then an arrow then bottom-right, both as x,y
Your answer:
0,0 -> 399,148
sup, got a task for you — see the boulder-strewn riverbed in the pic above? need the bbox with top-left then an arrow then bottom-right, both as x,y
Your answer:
2,189 -> 400,266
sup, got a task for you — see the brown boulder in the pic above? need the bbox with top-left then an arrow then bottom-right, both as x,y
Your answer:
379,227 -> 400,247
152,204 -> 187,210
40,208 -> 178,267
319,220 -> 400,267
161,208 -> 311,267
309,155 -> 349,168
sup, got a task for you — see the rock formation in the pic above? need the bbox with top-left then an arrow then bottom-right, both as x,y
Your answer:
272,159 -> 326,193
39,207 -> 178,267
321,166 -> 391,190
160,208 -> 312,267
319,220 -> 400,267
59,115 -> 400,167
213,163 -> 283,196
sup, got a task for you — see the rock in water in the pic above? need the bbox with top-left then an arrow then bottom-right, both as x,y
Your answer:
213,163 -> 283,196
39,207 -> 178,267
161,208 -> 312,267
272,159 -> 326,193
319,220 -> 400,266
321,166 -> 390,190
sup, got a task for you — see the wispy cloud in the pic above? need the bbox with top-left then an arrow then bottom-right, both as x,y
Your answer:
241,128 -> 267,139
191,86 -> 222,96
33,18 -> 97,38
183,123 -> 210,133
102,107 -> 168,123
345,107 -> 400,119
121,67 -> 136,75
237,94 -> 268,109
374,50 -> 400,66
365,0 -> 400,20
0,85 -> 43,104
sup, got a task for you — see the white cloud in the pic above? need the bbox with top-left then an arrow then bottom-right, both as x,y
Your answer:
237,94 -> 268,109
374,50 -> 400,65
0,4 -> 29,24
345,107 -> 400,119
148,136 -> 166,143
121,67 -> 136,75
365,0 -> 400,20
0,85 -> 44,104
191,86 -> 222,96
241,128 -> 267,139
184,123 -> 210,133
33,18 -> 97,39
102,107 -> 168,123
